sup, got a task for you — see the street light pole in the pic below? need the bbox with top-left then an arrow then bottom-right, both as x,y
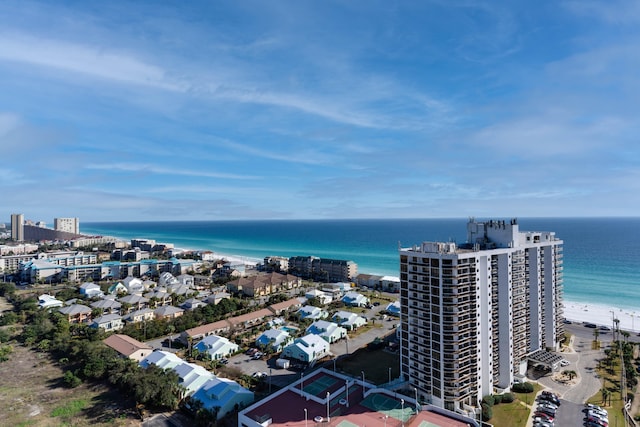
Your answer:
389,367 -> 392,384
361,371 -> 365,396
414,387 -> 418,412
345,380 -> 349,407
401,399 -> 405,427
326,391 -> 330,422
304,408 -> 308,427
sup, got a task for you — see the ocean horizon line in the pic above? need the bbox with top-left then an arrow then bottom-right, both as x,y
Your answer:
83,215 -> 640,224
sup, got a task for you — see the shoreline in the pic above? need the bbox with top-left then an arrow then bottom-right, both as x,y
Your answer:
88,231 -> 639,332
563,301 -> 639,333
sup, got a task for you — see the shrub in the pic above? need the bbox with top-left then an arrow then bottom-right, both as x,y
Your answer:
481,403 -> 493,421
502,392 -> 515,403
493,394 -> 503,404
512,382 -> 534,393
482,395 -> 495,406
63,370 -> 82,388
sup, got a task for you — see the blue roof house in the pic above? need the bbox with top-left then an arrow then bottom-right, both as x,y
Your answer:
255,328 -> 293,352
190,377 -> 254,420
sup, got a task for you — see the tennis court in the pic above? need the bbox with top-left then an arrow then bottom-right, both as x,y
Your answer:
360,393 -> 415,422
303,375 -> 338,396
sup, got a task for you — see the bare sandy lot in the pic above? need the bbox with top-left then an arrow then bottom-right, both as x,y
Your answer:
0,343 -> 139,426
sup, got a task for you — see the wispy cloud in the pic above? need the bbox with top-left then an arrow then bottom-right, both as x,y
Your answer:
0,32 -> 184,91
85,163 -> 259,180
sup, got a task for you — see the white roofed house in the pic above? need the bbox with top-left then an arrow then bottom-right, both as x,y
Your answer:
296,305 -> 328,321
305,289 -> 332,305
122,276 -> 145,294
38,294 -> 63,309
306,320 -> 347,343
159,271 -> 179,287
281,334 -> 330,364
332,310 -> 367,330
193,335 -> 239,360
79,282 -> 104,299
255,329 -> 293,353
91,313 -> 124,332
176,274 -> 194,287
341,291 -> 369,307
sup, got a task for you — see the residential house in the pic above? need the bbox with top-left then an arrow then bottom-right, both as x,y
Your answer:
341,291 -> 369,307
154,305 -> 184,320
281,334 -> 330,364
267,297 -> 303,316
123,276 -> 145,294
305,289 -> 332,305
107,282 -> 127,295
205,292 -> 231,305
118,294 -> 149,312
58,303 -> 92,324
181,298 -> 205,311
194,335 -> 239,360
174,362 -> 214,395
79,282 -> 104,298
124,307 -> 155,323
103,334 -> 153,362
306,320 -> 347,343
385,300 -> 401,317
181,320 -> 232,343
332,311 -> 367,330
255,329 -> 292,353
140,350 -> 183,370
91,313 -> 124,332
159,271 -> 179,287
176,274 -> 194,287
227,308 -> 273,330
90,298 -> 122,315
38,294 -> 63,309
144,288 -> 172,307
189,377 -> 254,420
297,305 -> 328,321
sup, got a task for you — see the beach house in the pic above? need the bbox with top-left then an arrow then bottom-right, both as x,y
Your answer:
91,313 -> 124,332
194,335 -> 239,360
305,320 -> 347,343
297,305 -> 328,321
255,329 -> 293,353
189,377 -> 254,420
281,334 -> 330,364
331,311 -> 367,330
341,291 -> 369,307
103,334 -> 153,362
79,282 -> 104,298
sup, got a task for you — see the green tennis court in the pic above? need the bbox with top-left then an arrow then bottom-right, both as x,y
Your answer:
361,393 -> 415,422
302,376 -> 338,395
337,421 -> 359,427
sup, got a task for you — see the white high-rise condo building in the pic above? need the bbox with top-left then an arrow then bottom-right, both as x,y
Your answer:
11,213 -> 24,241
399,218 -> 563,414
54,217 -> 80,234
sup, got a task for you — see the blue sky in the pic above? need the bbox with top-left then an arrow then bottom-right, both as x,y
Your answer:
1,0 -> 639,223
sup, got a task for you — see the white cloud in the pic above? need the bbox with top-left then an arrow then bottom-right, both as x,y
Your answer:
0,32 -> 185,91
84,163 -> 259,180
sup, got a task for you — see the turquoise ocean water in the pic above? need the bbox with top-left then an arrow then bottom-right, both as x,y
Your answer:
82,218 -> 640,312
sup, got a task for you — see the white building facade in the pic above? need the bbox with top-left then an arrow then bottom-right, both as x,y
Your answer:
54,217 -> 80,234
399,218 -> 563,413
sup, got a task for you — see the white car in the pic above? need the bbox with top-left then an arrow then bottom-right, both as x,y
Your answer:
560,359 -> 570,367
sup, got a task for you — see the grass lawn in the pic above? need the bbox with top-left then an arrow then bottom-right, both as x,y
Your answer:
490,383 -> 542,427
337,347 -> 400,385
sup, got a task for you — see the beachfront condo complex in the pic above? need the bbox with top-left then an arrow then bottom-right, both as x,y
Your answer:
399,218 -> 564,414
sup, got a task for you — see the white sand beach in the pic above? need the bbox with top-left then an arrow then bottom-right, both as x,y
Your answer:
564,301 -> 639,333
